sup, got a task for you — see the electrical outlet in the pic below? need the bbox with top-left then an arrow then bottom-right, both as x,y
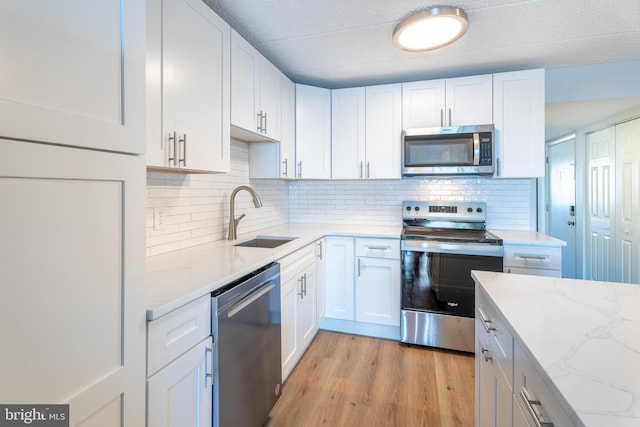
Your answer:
154,207 -> 168,230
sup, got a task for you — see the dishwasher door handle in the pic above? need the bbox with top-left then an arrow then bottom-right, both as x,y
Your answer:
227,283 -> 276,318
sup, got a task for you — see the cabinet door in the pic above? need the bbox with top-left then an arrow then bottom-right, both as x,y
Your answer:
0,0 -> 145,154
0,140 -> 145,426
402,79 -> 446,128
281,275 -> 299,381
259,60 -> 282,141
493,69 -> 545,178
299,264 -> 318,349
280,76 -> 297,178
324,237 -> 355,320
150,0 -> 230,172
332,87 -> 366,179
231,30 -> 259,133
147,337 -> 213,427
355,257 -> 400,326
365,84 -> 403,179
615,117 -> 640,284
295,84 -> 332,179
445,74 -> 493,126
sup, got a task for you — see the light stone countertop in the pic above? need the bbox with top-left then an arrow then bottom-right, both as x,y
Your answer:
490,230 -> 567,246
146,223 -> 401,320
472,270 -> 640,427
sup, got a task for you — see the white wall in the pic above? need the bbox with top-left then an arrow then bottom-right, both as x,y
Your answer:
146,141 -> 289,256
289,177 -> 536,230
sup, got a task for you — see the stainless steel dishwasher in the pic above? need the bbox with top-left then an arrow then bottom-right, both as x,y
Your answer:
211,261 -> 282,427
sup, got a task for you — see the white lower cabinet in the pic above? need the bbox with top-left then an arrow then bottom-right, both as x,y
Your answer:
503,244 -> 562,277
147,337 -> 213,427
476,285 -> 573,427
147,295 -> 212,427
324,236 -> 401,330
280,242 -> 319,381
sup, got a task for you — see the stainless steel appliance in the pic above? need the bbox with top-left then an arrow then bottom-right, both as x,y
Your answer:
212,262 -> 281,427
401,124 -> 494,176
400,201 -> 503,352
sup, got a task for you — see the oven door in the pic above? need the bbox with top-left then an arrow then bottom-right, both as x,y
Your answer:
401,240 -> 503,317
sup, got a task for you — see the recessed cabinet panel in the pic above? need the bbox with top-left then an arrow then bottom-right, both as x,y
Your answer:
0,0 -> 145,154
296,84 -> 331,179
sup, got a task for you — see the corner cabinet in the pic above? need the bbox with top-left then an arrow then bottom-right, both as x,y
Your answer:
402,74 -> 493,128
295,84 -> 332,179
231,30 -> 281,142
0,0 -> 145,154
146,0 -> 231,172
332,84 -> 402,179
493,69 -> 545,178
0,140 -> 146,426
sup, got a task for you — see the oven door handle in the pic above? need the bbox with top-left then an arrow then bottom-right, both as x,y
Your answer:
401,240 -> 504,257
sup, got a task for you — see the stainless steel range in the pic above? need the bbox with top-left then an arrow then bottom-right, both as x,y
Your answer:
400,201 -> 503,353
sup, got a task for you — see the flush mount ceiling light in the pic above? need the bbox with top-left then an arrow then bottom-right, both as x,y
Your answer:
393,6 -> 469,52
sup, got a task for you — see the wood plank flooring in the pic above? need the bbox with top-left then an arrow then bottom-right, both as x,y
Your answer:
266,331 -> 475,427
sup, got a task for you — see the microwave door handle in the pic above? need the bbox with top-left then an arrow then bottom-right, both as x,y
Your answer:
473,133 -> 480,166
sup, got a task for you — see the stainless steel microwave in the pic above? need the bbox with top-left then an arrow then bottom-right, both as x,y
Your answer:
401,124 -> 495,176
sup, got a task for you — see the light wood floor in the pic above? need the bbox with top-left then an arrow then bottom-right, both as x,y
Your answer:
266,330 -> 475,427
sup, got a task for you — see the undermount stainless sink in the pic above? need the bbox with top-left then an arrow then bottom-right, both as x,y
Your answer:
234,236 -> 297,248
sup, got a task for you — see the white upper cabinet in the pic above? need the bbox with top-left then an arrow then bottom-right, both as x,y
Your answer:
493,69 -> 545,178
0,0 -> 145,154
147,0 -> 230,173
332,84 -> 402,179
231,30 -> 281,142
249,74 -> 296,179
295,84 -> 332,179
332,87 -> 366,179
402,74 -> 492,128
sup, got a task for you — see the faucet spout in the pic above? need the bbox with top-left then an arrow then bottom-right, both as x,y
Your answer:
228,186 -> 262,240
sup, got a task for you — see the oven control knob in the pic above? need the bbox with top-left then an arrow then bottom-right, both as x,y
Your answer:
477,207 -> 483,213
415,206 -> 420,212
467,207 -> 473,213
406,206 -> 412,211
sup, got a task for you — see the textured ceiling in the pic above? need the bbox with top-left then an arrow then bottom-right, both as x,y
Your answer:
206,0 -> 640,138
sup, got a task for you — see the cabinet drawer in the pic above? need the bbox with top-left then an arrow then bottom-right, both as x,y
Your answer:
355,238 -> 400,259
279,242 -> 316,284
504,245 -> 562,271
514,340 -> 573,426
147,294 -> 211,376
476,286 -> 513,387
505,266 -> 562,278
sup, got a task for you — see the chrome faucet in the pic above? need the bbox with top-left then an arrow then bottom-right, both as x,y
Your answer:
227,185 -> 263,240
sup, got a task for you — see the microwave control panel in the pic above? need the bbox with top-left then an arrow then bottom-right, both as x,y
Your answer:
478,132 -> 493,166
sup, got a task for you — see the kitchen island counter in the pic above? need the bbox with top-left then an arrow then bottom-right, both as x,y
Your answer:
146,223 -> 401,320
472,270 -> 640,426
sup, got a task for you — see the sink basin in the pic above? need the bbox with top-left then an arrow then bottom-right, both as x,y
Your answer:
234,236 -> 297,248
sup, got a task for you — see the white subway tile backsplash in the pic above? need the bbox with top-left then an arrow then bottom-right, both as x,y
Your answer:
147,141 -> 536,256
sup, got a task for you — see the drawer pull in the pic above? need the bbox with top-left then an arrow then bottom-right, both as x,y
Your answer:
478,308 -> 496,333
366,246 -> 389,252
517,255 -> 548,261
520,389 -> 554,427
481,347 -> 492,362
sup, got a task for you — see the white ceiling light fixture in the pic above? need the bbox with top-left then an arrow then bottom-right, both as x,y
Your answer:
393,6 -> 469,52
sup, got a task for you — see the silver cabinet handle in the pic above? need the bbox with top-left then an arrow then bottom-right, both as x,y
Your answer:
448,108 -> 452,126
440,109 -> 444,127
317,240 -> 323,260
257,111 -> 263,133
481,347 -> 492,362
168,131 -> 177,166
517,255 -> 548,261
179,134 -> 187,166
282,158 -> 288,177
303,273 -> 307,297
263,111 -> 267,134
520,389 -> 554,427
366,245 -> 389,252
359,162 -> 363,178
297,276 -> 304,298
297,161 -> 302,178
496,158 -> 501,177
357,258 -> 361,277
478,308 -> 496,333
205,346 -> 214,386
366,161 -> 370,178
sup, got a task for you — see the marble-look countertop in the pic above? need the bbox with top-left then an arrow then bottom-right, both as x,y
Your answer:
472,270 -> 640,426
490,230 -> 567,247
146,223 -> 401,320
